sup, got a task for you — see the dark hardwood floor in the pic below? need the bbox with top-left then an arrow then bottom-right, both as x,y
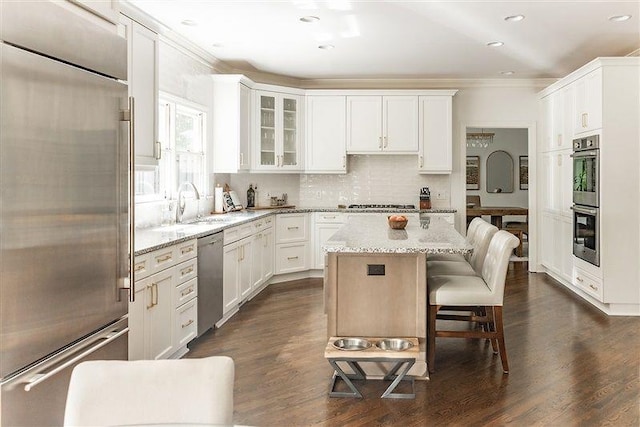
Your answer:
187,265 -> 640,426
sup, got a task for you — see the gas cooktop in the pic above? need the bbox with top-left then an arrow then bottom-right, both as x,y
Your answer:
347,204 -> 416,209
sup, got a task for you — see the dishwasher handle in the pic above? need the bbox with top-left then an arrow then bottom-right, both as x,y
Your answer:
197,233 -> 224,248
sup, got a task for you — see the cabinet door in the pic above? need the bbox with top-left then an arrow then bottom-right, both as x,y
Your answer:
574,68 -> 602,134
305,96 -> 347,172
347,96 -> 383,153
540,95 -> 554,152
251,232 -> 264,291
212,79 -> 251,173
559,149 -> 573,216
383,96 -> 419,152
238,238 -> 252,300
128,280 -> 147,360
559,216 -> 573,281
222,243 -> 239,314
551,90 -> 564,149
262,227 -> 275,281
418,96 -> 452,173
539,152 -> 553,211
539,212 -> 554,269
315,224 -> 343,269
125,18 -> 159,166
147,271 -> 174,360
280,95 -> 300,168
256,91 -> 277,168
561,85 -> 575,149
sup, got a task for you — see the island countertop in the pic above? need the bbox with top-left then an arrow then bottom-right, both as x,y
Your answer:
324,215 -> 472,255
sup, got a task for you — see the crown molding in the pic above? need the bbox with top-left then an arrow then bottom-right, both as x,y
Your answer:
297,78 -> 557,90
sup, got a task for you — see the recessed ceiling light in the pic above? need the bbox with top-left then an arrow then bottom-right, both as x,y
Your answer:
487,41 -> 504,47
181,19 -> 198,26
609,15 -> 632,22
300,16 -> 320,23
504,15 -> 525,22
500,71 -> 515,75
212,43 -> 224,48
318,44 -> 335,50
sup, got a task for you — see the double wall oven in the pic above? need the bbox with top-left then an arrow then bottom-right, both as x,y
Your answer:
571,135 -> 599,266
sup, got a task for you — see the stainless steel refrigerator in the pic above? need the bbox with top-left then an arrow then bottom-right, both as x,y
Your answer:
0,3 -> 133,425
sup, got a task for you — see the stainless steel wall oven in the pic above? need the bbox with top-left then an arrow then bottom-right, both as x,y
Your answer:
572,135 -> 599,207
573,205 -> 599,266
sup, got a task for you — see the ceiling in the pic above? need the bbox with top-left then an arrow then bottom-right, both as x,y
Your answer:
127,0 -> 640,80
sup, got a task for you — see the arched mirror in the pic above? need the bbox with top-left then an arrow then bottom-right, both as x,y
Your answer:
486,150 -> 514,193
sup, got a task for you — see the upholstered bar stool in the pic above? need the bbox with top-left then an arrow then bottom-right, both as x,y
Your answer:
427,219 -> 498,277
427,231 -> 520,373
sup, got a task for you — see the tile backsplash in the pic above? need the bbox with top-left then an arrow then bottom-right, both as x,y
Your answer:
299,155 -> 450,207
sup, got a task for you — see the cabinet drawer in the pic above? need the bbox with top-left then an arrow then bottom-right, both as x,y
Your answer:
276,242 -> 309,274
224,222 -> 253,245
315,212 -> 345,223
150,247 -> 175,272
175,240 -> 197,263
573,267 -> 603,302
175,277 -> 198,307
263,215 -> 274,227
133,252 -> 152,280
176,258 -> 198,285
276,214 -> 308,243
175,297 -> 197,348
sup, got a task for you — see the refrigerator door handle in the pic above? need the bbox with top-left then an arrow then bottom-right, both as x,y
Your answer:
0,317 -> 128,392
120,96 -> 136,302
22,327 -> 129,392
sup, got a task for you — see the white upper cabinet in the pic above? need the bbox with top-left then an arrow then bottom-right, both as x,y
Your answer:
573,68 -> 602,135
212,75 -> 252,173
254,90 -> 302,171
305,96 -> 347,173
119,16 -> 159,166
418,95 -> 453,173
541,85 -> 574,152
347,96 -> 418,153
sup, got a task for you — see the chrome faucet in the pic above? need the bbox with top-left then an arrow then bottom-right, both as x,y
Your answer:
176,181 -> 201,223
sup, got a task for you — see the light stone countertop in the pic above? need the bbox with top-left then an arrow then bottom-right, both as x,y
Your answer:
135,206 -> 457,256
323,215 -> 472,255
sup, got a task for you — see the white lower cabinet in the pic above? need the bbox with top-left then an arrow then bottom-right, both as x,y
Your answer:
573,266 -> 603,302
250,223 -> 275,293
130,239 -> 198,361
313,212 -> 346,269
222,237 -> 252,314
275,213 -> 309,274
540,212 -> 572,282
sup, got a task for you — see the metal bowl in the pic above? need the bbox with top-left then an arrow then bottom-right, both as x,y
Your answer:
376,338 -> 414,352
332,338 -> 372,351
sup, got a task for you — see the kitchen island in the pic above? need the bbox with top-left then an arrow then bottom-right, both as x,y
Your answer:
323,216 -> 471,377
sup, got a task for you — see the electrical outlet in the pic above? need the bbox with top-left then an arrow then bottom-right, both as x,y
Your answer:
436,190 -> 447,200
315,190 -> 322,199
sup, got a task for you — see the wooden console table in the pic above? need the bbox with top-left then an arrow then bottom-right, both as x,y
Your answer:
466,206 -> 528,229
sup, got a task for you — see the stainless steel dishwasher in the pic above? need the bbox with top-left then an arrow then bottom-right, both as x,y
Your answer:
196,232 -> 224,337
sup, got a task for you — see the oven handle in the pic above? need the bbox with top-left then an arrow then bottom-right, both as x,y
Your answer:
571,205 -> 597,215
570,151 -> 598,158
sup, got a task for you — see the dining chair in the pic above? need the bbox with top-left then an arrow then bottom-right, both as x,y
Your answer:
64,356 -> 235,426
427,219 -> 498,277
427,217 -> 485,263
427,230 -> 520,374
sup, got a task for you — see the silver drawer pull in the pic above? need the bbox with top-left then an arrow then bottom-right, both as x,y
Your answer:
324,216 -> 336,219
181,267 -> 194,276
589,284 -> 598,291
287,256 -> 299,260
181,319 -> 194,329
576,276 -> 584,282
287,226 -> 299,230
181,287 -> 194,297
181,247 -> 194,254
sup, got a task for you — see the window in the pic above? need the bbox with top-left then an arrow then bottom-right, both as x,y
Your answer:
158,94 -> 207,199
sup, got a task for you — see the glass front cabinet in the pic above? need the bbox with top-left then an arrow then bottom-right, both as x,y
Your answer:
254,90 -> 301,171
